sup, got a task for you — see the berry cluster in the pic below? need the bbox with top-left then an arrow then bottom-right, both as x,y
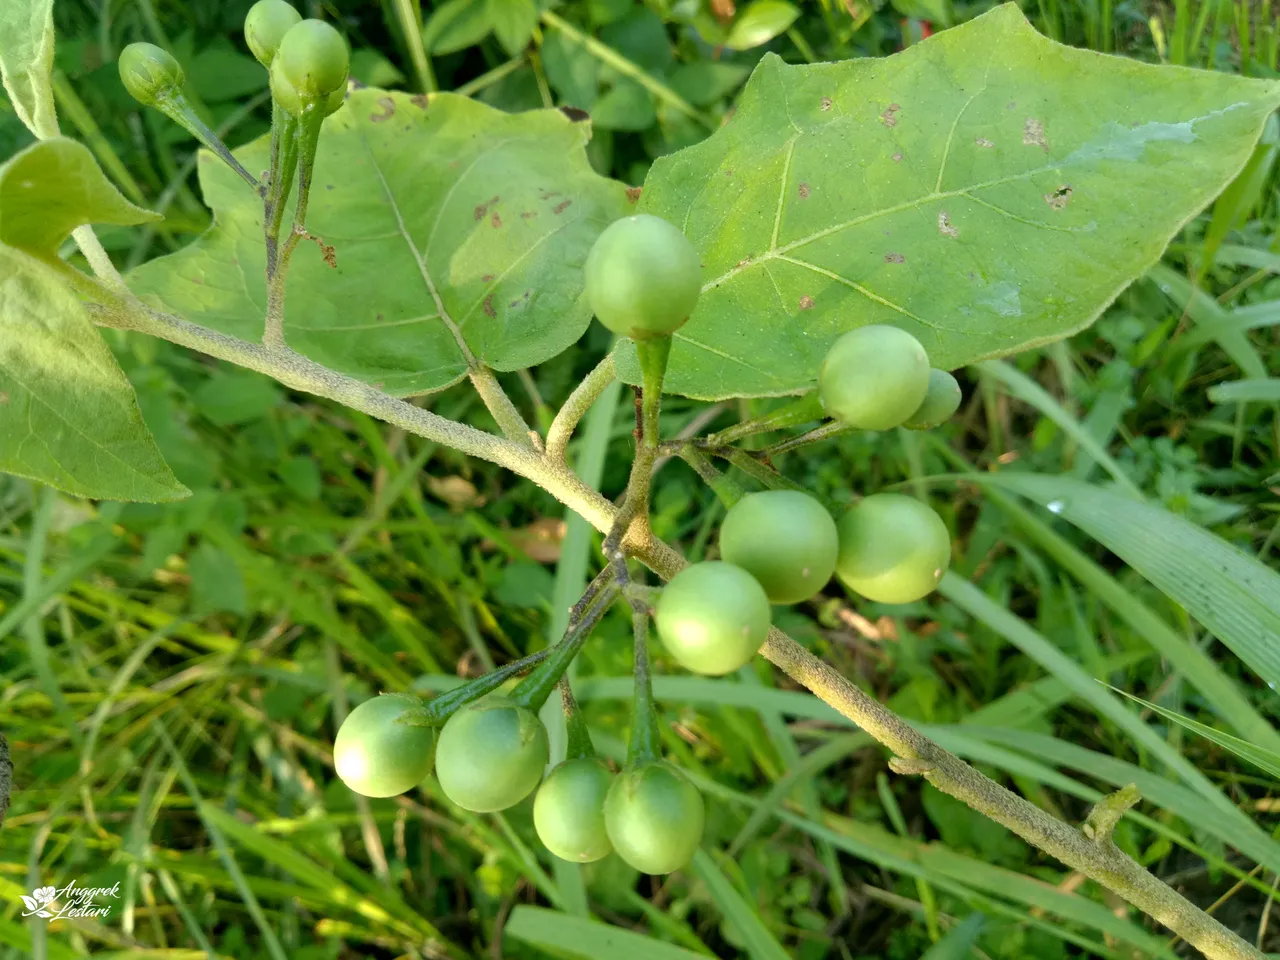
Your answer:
334,215 -> 959,878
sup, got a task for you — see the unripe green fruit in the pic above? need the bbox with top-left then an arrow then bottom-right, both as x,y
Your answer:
818,325 -> 931,430
584,214 -> 701,340
835,493 -> 951,604
533,757 -> 613,863
434,696 -> 548,812
245,0 -> 302,68
904,369 -> 962,430
277,19 -> 349,98
718,490 -> 838,603
270,56 -> 344,117
333,694 -> 436,798
604,761 -> 704,874
118,43 -> 184,107
654,562 -> 770,676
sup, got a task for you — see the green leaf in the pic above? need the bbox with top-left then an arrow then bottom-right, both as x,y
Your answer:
0,138 -> 159,261
0,245 -> 187,502
725,1 -> 801,51
0,0 -> 57,137
505,905 -> 708,958
921,914 -> 985,960
187,542 -> 247,616
423,0 -> 493,55
1207,378 -> 1280,403
690,850 -> 790,960
129,90 -> 630,396
191,369 -> 281,427
617,4 -> 1280,399
668,62 -> 752,108
592,80 -> 656,132
489,0 -> 538,57
977,473 -> 1280,694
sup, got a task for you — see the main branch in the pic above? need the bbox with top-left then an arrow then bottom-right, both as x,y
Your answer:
93,292 -> 1260,960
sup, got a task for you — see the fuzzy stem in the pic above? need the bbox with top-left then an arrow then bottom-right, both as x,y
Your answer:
511,569 -> 618,711
764,420 -> 852,457
676,444 -> 744,508
156,93 -> 259,189
559,678 -> 596,761
625,593 -> 661,765
546,353 -> 616,463
85,286 -> 1264,960
420,648 -> 551,726
704,391 -> 825,447
469,365 -> 539,449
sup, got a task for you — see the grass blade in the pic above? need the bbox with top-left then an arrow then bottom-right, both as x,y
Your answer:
921,913 -> 985,960
689,850 -> 789,960
505,905 -> 707,959
1207,378 -> 1280,403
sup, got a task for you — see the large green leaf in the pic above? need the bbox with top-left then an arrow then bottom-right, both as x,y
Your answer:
617,3 -> 1280,399
0,0 -> 57,137
130,89 -> 631,396
979,473 -> 1280,694
0,245 -> 187,501
0,139 -> 159,260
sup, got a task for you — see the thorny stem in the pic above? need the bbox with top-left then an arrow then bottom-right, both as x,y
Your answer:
545,353 -> 616,462
82,274 -> 1264,960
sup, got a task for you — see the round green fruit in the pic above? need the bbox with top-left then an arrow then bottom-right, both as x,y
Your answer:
244,0 -> 302,67
434,696 -> 548,812
333,694 -> 436,798
818,325 -> 930,430
835,493 -> 951,604
718,490 -> 838,603
270,57 -> 344,117
654,562 -> 771,676
276,19 -> 349,98
584,214 -> 701,340
118,43 -> 184,107
533,757 -> 613,863
904,369 -> 962,430
604,761 -> 704,874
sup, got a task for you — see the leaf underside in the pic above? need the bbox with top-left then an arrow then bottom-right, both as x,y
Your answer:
617,3 -> 1280,399
0,246 -> 187,502
129,90 -> 632,396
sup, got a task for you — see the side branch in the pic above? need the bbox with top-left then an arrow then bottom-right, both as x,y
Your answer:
546,353 -> 616,463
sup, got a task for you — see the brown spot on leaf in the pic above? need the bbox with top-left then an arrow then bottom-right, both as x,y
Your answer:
736,257 -> 752,268
509,291 -> 531,308
491,212 -> 503,228
1023,117 -> 1048,152
625,186 -> 643,204
410,94 -> 430,109
798,295 -> 815,310
938,211 -> 958,238
1044,185 -> 1073,210
474,195 -> 500,220
483,293 -> 496,318
884,252 -> 905,264
520,211 -> 537,219
370,96 -> 395,123
880,103 -> 901,127
798,182 -> 810,199
1007,101 -> 1017,110
820,96 -> 832,111
892,152 -> 904,163
482,274 -> 495,283
975,137 -> 994,148
539,190 -> 561,200
559,106 -> 590,122
552,199 -> 572,214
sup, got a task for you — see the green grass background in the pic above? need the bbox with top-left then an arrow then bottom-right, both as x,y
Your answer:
2,0 -> 1279,958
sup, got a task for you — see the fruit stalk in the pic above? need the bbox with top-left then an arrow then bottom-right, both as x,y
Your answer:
703,391 -> 825,448
624,594 -> 661,764
558,677 -> 596,761
264,107 -> 321,347
510,566 -> 619,712
263,105 -> 300,280
420,647 -> 551,726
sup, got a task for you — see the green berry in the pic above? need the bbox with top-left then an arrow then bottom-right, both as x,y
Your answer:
904,369 -> 962,429
584,214 -> 702,340
654,561 -> 770,676
270,56 -> 344,117
605,761 -> 704,874
835,493 -> 950,604
333,694 -> 436,798
818,325 -> 931,430
434,696 -> 548,812
118,42 -> 184,107
277,19 -> 349,98
245,0 -> 302,67
718,490 -> 838,603
533,757 -> 613,863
